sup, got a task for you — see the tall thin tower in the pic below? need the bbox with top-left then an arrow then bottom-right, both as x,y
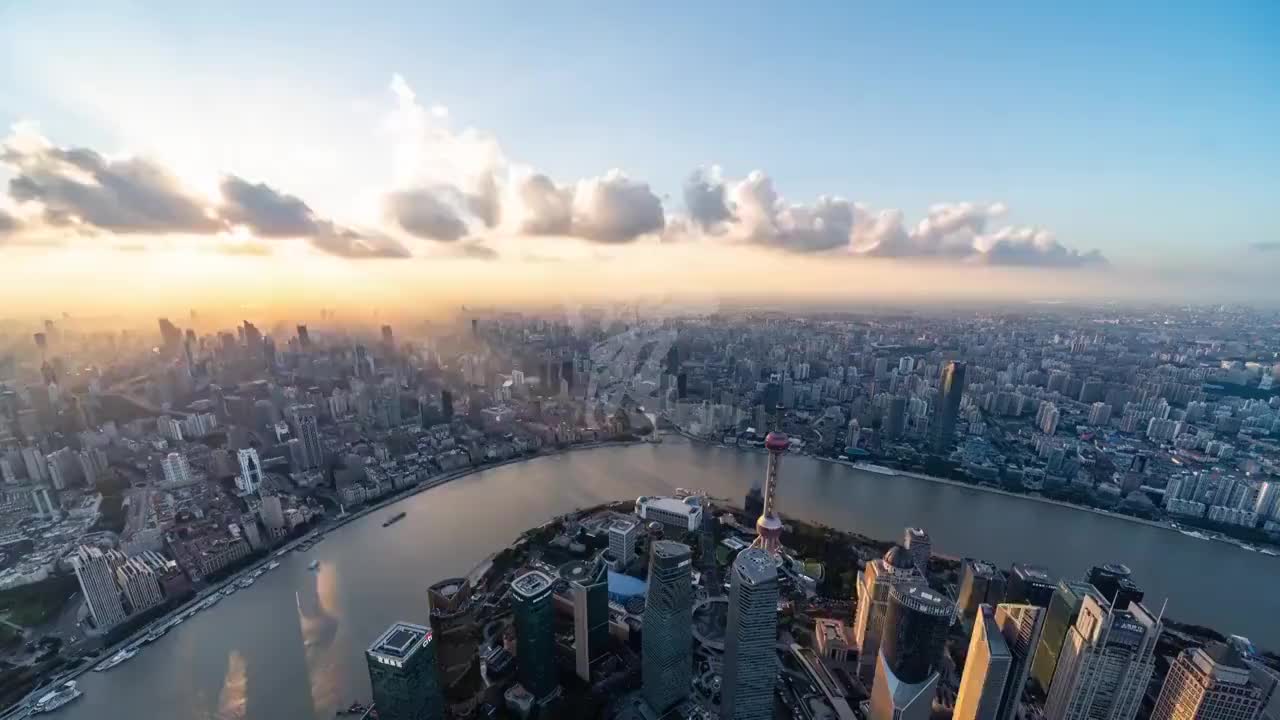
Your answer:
752,431 -> 790,556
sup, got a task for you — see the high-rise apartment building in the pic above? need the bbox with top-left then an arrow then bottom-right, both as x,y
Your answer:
512,570 -> 558,702
1151,643 -> 1266,720
294,405 -> 323,470
930,361 -> 966,453
72,545 -> 127,630
365,621 -> 443,720
116,555 -> 164,613
560,557 -> 609,682
236,447 -> 263,495
870,585 -> 954,720
1042,595 -> 1162,720
721,548 -> 779,720
993,603 -> 1047,720
955,605 -> 1013,720
161,452 -> 192,485
642,540 -> 693,715
855,546 -> 927,684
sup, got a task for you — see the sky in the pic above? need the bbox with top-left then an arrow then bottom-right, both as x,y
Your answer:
1,1 -> 1278,313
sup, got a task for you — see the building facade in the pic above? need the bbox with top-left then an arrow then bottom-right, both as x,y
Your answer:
993,603 -> 1047,720
642,540 -> 694,715
71,545 -> 127,630
365,621 -> 443,720
561,557 -> 609,682
854,546 -> 927,684
512,570 -> 558,702
954,605 -> 1013,720
1151,644 -> 1266,720
236,447 -> 263,495
870,585 -> 954,720
721,548 -> 779,720
1043,595 -> 1162,720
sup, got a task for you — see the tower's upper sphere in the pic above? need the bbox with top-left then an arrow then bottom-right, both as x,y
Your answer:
764,432 -> 790,452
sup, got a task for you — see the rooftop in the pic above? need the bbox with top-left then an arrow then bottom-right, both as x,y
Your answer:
893,585 -> 954,616
734,547 -> 778,584
512,570 -> 554,598
368,621 -> 431,661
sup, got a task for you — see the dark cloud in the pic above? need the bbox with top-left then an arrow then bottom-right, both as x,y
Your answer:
516,174 -> 573,236
219,176 -> 320,237
383,188 -> 469,242
3,141 -> 219,234
0,209 -> 17,237
1248,241 -> 1280,252
310,223 -> 411,259
683,168 -> 733,230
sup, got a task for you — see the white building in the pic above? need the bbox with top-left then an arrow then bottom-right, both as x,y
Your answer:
634,495 -> 703,533
1043,596 -> 1162,720
116,556 -> 164,613
1150,643 -> 1266,720
236,448 -> 263,495
71,545 -> 127,630
161,452 -> 193,485
607,518 -> 639,564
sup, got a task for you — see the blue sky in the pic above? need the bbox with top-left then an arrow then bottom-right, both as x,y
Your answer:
1,0 -> 1278,302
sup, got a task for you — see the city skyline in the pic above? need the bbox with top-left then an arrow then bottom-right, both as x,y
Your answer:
3,3 -> 1279,310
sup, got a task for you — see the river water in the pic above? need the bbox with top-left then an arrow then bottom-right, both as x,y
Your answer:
59,438 -> 1277,719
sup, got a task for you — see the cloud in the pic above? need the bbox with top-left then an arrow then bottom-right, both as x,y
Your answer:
683,167 -> 733,231
219,176 -> 320,237
0,208 -> 17,238
455,242 -> 498,260
974,226 -> 1106,267
383,187 -> 470,242
310,224 -> 411,259
682,168 -> 859,253
571,171 -> 664,243
214,239 -> 273,256
1247,241 -> 1280,252
3,127 -> 218,234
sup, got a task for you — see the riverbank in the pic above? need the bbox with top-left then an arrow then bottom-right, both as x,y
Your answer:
0,438 -> 647,718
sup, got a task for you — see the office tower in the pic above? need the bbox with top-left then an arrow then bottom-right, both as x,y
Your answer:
904,527 -> 931,574
381,324 -> 394,350
296,324 -> 311,349
752,431 -> 790,556
994,604 -> 1047,720
607,518 -> 639,566
236,447 -> 263,495
642,541 -> 694,715
1031,582 -> 1103,693
1086,563 -> 1144,608
1043,596 -> 1162,720
157,318 -> 182,355
116,556 -> 164,613
1151,643 -> 1266,720
955,605 -> 1013,720
441,390 -> 453,421
512,570 -> 558,702
560,557 -> 609,682
870,586 -> 954,720
930,361 -> 966,453
1006,564 -> 1056,607
366,621 -> 443,720
427,578 -> 482,716
958,559 -> 1007,623
161,452 -> 192,485
294,404 -> 323,470
72,545 -> 127,630
1225,636 -> 1280,720
721,548 -> 780,720
1089,402 -> 1112,426
855,546 -> 927,684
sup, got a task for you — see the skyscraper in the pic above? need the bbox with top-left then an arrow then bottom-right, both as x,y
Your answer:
366,621 -> 443,720
642,540 -> 693,715
296,324 -> 311,349
1042,595 -> 1162,720
512,570 -> 558,702
427,578 -> 483,716
903,527 -> 931,574
1151,643 -> 1266,720
294,404 -> 323,470
1031,581 -> 1102,693
870,585 -> 954,720
1006,564 -> 1056,608
116,556 -> 164,614
1086,563 -> 1144,609
721,548 -> 779,720
752,432 -> 790,557
607,518 -> 639,567
560,557 -> 609,682
993,603 -> 1047,720
160,452 -> 192,485
954,605 -> 1013,720
854,546 -> 927,685
236,447 -> 263,495
71,545 -> 126,630
930,361 -> 966,453
958,559 -> 1007,624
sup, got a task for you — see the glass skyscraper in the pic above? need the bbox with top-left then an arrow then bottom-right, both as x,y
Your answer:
870,585 -> 954,720
721,548 -> 779,720
1030,581 -> 1101,693
365,621 -> 443,720
560,557 -> 610,682
930,361 -> 966,453
512,570 -> 558,702
642,540 -> 694,715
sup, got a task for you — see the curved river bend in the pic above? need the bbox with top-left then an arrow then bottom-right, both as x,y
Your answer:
61,439 -> 1277,720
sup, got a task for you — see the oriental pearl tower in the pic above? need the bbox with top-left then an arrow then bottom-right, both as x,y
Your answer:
751,431 -> 790,557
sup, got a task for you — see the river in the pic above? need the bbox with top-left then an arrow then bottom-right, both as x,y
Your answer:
59,438 -> 1277,719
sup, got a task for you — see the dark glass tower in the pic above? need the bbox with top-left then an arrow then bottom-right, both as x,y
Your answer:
721,548 -> 779,720
958,559 -> 1006,623
930,361 -> 966,453
882,585 -> 953,684
512,570 -> 558,701
1086,563 -> 1144,609
365,621 -> 443,720
1029,581 -> 1101,692
560,557 -> 610,682
1006,563 -> 1056,607
642,540 -> 694,715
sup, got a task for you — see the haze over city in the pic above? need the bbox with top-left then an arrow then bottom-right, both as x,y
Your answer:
2,2 -> 1278,313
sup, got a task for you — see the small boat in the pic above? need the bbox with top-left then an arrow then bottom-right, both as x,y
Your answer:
266,560 -> 281,570
308,560 -> 320,571
32,681 -> 82,713
222,586 -> 238,596
383,511 -> 407,528
95,648 -> 137,672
